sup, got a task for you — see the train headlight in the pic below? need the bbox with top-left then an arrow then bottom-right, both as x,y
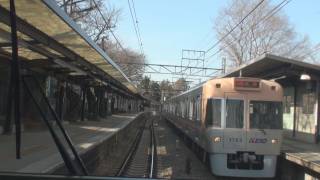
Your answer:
271,139 -> 279,144
212,136 -> 222,143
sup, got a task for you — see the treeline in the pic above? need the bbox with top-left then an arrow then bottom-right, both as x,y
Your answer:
138,76 -> 189,102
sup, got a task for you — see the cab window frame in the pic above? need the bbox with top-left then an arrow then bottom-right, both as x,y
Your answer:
205,98 -> 222,128
225,98 -> 244,129
249,100 -> 283,129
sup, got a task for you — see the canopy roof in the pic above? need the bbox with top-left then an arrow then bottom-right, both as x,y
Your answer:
221,54 -> 320,80
0,0 -> 138,94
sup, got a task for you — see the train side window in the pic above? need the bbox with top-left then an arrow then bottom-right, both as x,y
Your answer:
176,103 -> 178,116
184,102 -> 186,118
180,101 -> 184,118
189,100 -> 193,120
184,100 -> 187,118
205,99 -> 221,127
196,95 -> 201,121
226,99 -> 244,128
195,97 -> 200,121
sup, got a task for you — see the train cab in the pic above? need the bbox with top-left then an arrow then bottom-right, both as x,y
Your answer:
202,77 -> 283,177
162,77 -> 283,178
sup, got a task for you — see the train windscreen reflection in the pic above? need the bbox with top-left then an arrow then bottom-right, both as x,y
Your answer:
226,99 -> 244,128
250,101 -> 283,129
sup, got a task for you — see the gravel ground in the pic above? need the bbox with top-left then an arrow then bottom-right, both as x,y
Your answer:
154,115 -> 220,180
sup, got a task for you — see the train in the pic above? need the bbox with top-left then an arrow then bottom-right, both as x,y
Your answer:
162,77 -> 283,178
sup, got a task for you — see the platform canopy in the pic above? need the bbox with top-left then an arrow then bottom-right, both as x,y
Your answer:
221,54 -> 320,81
0,0 -> 138,95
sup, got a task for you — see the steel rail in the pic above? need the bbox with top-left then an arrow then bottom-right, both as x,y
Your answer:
116,118 -> 147,176
117,116 -> 157,178
149,119 -> 156,178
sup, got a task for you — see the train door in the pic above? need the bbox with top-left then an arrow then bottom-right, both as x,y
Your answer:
223,92 -> 246,152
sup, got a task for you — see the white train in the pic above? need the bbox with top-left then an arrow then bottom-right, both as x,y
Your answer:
162,77 -> 283,178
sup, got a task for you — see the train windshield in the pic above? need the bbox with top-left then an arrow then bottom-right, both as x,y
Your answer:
205,99 -> 221,127
226,99 -> 244,128
250,101 -> 283,129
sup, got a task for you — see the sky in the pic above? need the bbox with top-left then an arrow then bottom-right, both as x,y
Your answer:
106,0 -> 320,85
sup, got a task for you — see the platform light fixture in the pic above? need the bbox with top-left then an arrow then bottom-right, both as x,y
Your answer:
300,72 -> 311,81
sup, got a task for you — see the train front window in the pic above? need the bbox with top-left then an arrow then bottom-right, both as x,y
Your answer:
205,99 -> 221,127
226,99 -> 244,128
250,101 -> 283,129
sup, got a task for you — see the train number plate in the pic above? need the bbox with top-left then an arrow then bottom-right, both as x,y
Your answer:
228,137 -> 242,143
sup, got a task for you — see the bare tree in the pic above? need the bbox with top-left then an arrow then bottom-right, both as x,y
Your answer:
174,78 -> 189,92
137,76 -> 161,102
138,76 -> 151,93
150,82 -> 161,102
160,80 -> 175,100
214,0 -> 318,67
56,0 -> 146,81
56,0 -> 120,43
57,0 -> 98,21
100,40 -> 146,82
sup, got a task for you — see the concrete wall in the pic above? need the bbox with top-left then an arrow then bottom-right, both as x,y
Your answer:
51,112 -> 149,176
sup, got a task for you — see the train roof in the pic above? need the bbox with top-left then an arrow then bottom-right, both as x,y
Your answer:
167,77 -> 230,101
167,82 -> 204,101
165,76 -> 281,102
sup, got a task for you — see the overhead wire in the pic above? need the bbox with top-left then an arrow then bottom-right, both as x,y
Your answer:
197,29 -> 216,50
193,0 -> 292,85
131,0 -> 144,54
204,0 -> 291,65
92,0 -> 129,56
127,0 -> 144,54
183,0 -> 266,82
293,44 -> 320,60
204,0 -> 266,54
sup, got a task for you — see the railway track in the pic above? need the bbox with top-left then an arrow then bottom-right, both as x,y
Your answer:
154,115 -> 219,180
116,116 -> 157,178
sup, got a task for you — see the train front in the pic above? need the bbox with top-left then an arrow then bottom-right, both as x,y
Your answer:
203,78 -> 283,178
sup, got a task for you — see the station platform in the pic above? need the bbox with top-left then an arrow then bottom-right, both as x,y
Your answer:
0,113 -> 140,174
281,137 -> 320,175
